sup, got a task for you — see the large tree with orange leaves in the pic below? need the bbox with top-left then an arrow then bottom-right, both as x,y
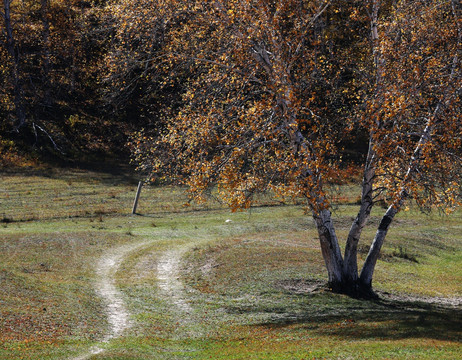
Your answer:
129,0 -> 461,298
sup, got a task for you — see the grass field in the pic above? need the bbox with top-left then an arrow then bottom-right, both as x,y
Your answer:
0,166 -> 461,359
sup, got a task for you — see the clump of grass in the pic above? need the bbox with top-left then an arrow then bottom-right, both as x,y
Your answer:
1,214 -> 13,223
391,246 -> 419,263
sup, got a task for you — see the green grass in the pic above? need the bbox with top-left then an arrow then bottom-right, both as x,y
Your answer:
0,167 -> 461,359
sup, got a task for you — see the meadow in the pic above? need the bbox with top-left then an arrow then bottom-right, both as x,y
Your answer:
0,166 -> 460,359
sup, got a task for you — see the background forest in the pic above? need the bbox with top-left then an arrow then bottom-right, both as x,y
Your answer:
1,0 -> 382,166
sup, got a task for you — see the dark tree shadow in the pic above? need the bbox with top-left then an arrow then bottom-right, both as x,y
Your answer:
226,283 -> 461,343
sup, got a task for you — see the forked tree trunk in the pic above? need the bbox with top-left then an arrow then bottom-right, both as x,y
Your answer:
313,207 -> 377,299
312,137 -> 378,298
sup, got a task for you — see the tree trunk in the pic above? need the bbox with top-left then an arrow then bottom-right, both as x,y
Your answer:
342,0 -> 383,299
3,0 -> 26,129
40,0 -> 52,106
360,204 -> 398,288
313,206 -> 378,298
312,209 -> 344,290
343,139 -> 375,285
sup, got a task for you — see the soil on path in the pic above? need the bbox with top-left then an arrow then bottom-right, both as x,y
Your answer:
72,240 -> 152,360
157,248 -> 193,315
72,238 -> 198,359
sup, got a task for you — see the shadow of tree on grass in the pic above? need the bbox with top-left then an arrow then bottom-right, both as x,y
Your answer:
226,285 -> 461,343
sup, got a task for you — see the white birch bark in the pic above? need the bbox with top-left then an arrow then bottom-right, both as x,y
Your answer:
359,203 -> 399,287
343,142 -> 375,283
313,208 -> 344,287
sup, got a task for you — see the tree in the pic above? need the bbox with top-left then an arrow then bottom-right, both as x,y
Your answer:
130,0 -> 461,298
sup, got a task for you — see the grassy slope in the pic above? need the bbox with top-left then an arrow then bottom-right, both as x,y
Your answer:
0,168 -> 460,359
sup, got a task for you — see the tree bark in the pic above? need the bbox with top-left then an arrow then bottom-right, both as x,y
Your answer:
359,203 -> 398,288
343,139 -> 375,285
312,209 -> 344,290
315,204 -> 378,298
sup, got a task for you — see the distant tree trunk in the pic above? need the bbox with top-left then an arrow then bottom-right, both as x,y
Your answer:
3,0 -> 26,129
40,0 -> 52,107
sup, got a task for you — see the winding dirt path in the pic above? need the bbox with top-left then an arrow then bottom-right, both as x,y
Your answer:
72,237 -> 199,359
157,248 -> 192,314
72,240 -> 151,360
